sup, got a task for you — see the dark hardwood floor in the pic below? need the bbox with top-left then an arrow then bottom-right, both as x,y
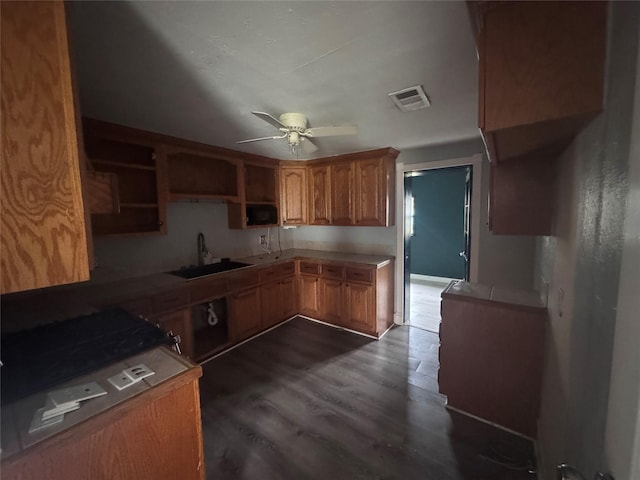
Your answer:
199,317 -> 535,479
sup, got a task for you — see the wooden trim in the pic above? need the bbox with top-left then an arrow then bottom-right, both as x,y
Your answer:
83,117 -> 280,165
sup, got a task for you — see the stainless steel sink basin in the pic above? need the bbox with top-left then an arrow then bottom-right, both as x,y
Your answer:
167,261 -> 252,280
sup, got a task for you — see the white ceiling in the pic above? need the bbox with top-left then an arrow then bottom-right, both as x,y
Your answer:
67,1 -> 480,160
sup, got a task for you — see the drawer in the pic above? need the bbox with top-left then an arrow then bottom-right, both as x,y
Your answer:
151,288 -> 189,314
259,265 -> 281,283
299,261 -> 320,276
189,278 -> 228,304
227,269 -> 260,292
280,261 -> 296,276
259,261 -> 296,283
321,264 -> 345,280
346,266 -> 374,284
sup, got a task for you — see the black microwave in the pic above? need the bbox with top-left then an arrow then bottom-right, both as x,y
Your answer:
246,204 -> 278,226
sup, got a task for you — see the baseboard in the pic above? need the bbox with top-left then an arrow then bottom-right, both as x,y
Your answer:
444,404 -> 536,442
394,312 -> 404,325
410,274 -> 460,285
298,315 -> 379,340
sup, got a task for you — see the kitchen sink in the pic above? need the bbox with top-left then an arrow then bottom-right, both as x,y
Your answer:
167,261 -> 253,280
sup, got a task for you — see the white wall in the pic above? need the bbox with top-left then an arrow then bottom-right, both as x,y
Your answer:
535,3 -> 639,478
292,225 -> 396,256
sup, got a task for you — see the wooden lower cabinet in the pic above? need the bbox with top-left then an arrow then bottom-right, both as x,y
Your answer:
299,274 -> 321,317
439,283 -> 546,438
320,278 -> 344,325
154,308 -> 193,359
260,275 -> 297,329
345,282 -> 375,332
228,287 -> 261,342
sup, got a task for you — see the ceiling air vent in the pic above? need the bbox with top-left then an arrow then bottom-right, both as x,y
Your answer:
388,85 -> 431,112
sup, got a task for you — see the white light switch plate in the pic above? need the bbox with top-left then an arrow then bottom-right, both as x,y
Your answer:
48,382 -> 107,407
123,364 -> 154,382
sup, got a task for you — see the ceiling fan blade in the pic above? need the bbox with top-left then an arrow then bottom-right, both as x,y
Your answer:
305,125 -> 358,138
252,111 -> 287,130
300,137 -> 318,154
236,133 -> 287,144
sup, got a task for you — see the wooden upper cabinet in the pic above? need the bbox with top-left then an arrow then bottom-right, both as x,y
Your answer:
476,1 -> 607,163
354,158 -> 386,226
330,162 -> 355,225
280,165 -> 307,225
166,148 -> 240,202
1,1 -> 90,293
308,165 -> 331,225
83,119 -> 168,236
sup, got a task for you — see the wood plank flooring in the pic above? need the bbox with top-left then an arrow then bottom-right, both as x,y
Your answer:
408,277 -> 448,333
199,317 -> 535,480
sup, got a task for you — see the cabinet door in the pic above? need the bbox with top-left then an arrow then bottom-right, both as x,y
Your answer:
345,282 -> 376,334
281,166 -> 307,225
330,162 -> 354,225
280,276 -> 298,320
155,309 -> 193,359
299,275 -> 321,318
260,281 -> 281,329
228,288 -> 261,341
308,165 -> 331,225
1,1 -> 90,293
321,278 -> 344,325
354,158 -> 386,226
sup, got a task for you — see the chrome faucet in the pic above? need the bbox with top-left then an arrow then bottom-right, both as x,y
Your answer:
197,232 -> 210,266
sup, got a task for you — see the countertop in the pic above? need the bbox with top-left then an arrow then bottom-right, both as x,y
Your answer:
0,346 -> 199,462
441,280 -> 546,312
1,249 -> 393,332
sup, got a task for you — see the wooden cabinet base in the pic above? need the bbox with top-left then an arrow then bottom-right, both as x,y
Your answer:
2,370 -> 204,480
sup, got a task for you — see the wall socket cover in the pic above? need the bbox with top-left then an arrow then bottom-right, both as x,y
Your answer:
123,364 -> 154,382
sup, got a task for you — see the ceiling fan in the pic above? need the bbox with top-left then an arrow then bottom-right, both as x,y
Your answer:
237,111 -> 358,156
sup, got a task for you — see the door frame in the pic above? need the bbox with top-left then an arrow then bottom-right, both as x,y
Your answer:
394,153 -> 483,325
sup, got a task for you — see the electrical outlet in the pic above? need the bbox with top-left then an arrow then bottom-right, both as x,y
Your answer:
259,234 -> 267,246
122,364 -> 155,382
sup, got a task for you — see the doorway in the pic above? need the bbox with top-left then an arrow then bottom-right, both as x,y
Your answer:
397,154 -> 482,333
404,166 -> 470,332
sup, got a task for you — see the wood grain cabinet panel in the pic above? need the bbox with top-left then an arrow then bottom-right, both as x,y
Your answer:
299,274 -> 321,318
308,165 -> 331,225
476,1 -> 606,163
354,158 -> 386,226
228,287 -> 261,342
330,162 -> 355,225
320,278 -> 344,325
1,0 -> 90,293
280,166 -> 307,225
439,290 -> 546,438
345,282 -> 376,333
